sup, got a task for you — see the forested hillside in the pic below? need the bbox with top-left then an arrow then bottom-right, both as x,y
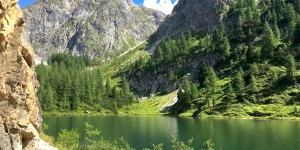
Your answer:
36,0 -> 300,118
128,0 -> 300,117
36,53 -> 135,114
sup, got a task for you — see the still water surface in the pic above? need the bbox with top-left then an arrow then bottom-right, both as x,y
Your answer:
43,116 -> 300,149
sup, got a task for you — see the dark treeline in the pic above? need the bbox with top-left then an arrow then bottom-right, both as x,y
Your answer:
36,53 -> 135,113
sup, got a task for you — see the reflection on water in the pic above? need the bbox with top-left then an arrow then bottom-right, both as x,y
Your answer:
44,116 -> 300,150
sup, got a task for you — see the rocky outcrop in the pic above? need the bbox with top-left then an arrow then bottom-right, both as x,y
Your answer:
23,0 -> 165,59
0,0 -> 42,149
152,0 -> 231,40
129,53 -> 220,95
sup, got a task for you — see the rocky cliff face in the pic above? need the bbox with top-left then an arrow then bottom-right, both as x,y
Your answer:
129,53 -> 220,95
23,0 -> 165,59
152,0 -> 231,39
0,0 -> 42,149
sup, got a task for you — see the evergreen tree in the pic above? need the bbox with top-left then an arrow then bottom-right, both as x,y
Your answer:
246,6 -> 253,20
154,46 -> 163,63
179,32 -> 188,54
223,37 -> 231,59
250,63 -> 259,76
249,75 -> 258,93
223,83 -> 236,104
187,31 -> 193,48
234,68 -> 245,98
267,10 -> 272,21
274,21 -> 281,40
286,55 -> 296,81
191,84 -> 199,100
262,22 -> 277,58
248,0 -> 256,10
204,67 -> 218,106
112,86 -> 120,99
105,78 -> 112,96
236,0 -> 245,9
121,76 -> 130,94
293,23 -> 300,45
44,84 -> 55,111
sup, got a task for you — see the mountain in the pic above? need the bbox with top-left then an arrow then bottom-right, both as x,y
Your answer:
33,0 -> 300,119
23,0 -> 165,59
130,0 -> 231,94
152,0 -> 232,40
127,0 -> 300,116
0,0 -> 42,149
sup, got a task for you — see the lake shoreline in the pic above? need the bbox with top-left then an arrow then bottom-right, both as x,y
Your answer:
42,111 -> 300,121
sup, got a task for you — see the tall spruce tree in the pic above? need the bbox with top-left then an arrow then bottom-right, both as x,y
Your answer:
286,55 -> 296,81
263,22 -> 277,58
204,67 -> 218,107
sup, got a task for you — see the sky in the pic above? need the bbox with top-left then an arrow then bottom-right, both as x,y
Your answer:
18,0 -> 178,14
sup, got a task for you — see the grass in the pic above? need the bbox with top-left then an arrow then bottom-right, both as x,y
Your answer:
119,91 -> 178,115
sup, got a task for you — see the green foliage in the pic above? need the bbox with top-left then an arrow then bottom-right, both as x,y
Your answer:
204,67 -> 219,107
286,54 -> 296,81
56,129 -> 80,150
36,53 -> 135,113
203,138 -> 214,150
171,136 -> 193,150
223,83 -> 236,104
55,123 -> 216,150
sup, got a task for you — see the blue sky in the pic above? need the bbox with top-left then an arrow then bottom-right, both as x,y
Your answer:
19,0 -> 178,14
19,0 -> 36,8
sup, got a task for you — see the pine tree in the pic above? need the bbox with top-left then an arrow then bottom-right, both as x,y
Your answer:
267,10 -> 272,21
164,41 -> 173,62
263,22 -> 277,58
246,6 -> 253,20
223,83 -> 236,104
250,63 -> 259,76
249,75 -> 258,93
293,23 -> 300,45
236,0 -> 245,9
234,68 -> 245,96
286,55 -> 296,81
121,76 -> 130,95
204,67 -> 218,106
261,2 -> 267,12
187,31 -> 193,48
223,37 -> 231,59
112,86 -> 120,99
154,46 -> 163,63
248,0 -> 256,10
44,84 -> 55,111
191,84 -> 199,100
179,32 -> 188,54
272,9 -> 277,23
105,78 -> 112,96
274,21 -> 281,40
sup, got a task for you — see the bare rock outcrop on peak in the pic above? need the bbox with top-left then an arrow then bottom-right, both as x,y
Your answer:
23,0 -> 166,59
152,0 -> 231,40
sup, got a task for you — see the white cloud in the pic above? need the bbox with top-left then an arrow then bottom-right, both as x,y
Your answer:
143,0 -> 179,15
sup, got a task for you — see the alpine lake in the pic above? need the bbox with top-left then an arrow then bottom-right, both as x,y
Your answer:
43,115 -> 300,150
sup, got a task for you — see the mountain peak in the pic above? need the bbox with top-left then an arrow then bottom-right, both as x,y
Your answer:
23,0 -> 166,59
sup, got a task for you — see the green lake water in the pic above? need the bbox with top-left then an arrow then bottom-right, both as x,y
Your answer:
43,116 -> 300,150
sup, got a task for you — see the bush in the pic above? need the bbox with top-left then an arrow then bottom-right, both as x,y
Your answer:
56,129 -> 80,150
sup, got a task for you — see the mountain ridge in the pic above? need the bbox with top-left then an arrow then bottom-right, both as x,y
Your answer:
23,0 -> 165,59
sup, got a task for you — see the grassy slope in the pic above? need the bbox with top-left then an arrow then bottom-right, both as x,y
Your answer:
119,91 -> 178,115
